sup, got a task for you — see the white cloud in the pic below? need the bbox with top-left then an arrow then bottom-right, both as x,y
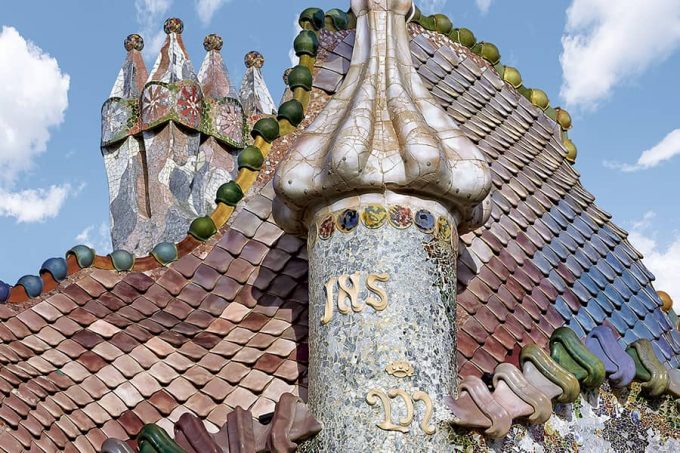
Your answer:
0,26 -> 76,223
75,221 -> 112,254
475,0 -> 493,14
418,0 -> 446,15
135,0 -> 173,58
195,0 -> 231,26
604,129 -> 680,172
628,212 -> 680,313
0,185 -> 72,223
560,0 -> 680,109
0,26 -> 69,184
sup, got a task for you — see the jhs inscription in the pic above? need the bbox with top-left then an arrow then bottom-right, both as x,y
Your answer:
321,273 -> 389,325
366,388 -> 436,435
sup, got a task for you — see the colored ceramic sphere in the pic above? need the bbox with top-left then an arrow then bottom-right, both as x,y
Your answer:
473,42 -> 501,65
17,275 -> 43,298
109,250 -> 135,272
164,18 -> 184,35
325,8 -> 349,31
529,89 -> 550,110
294,30 -> 319,57
244,51 -> 265,69
432,14 -> 453,34
658,291 -> 674,313
68,245 -> 96,268
502,66 -> 522,89
0,281 -> 8,303
299,7 -> 325,30
555,108 -> 572,130
215,181 -> 244,206
152,242 -> 178,265
203,34 -> 223,51
238,146 -> 265,171
250,117 -> 280,143
40,257 -> 68,281
124,34 -> 144,52
564,138 -> 577,163
450,28 -> 476,48
189,216 -> 217,241
287,65 -> 313,91
277,99 -> 304,127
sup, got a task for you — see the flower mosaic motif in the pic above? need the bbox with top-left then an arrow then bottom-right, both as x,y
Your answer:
318,216 -> 335,240
215,101 -> 245,144
415,210 -> 436,233
337,209 -> 359,233
178,85 -> 201,127
101,100 -> 130,144
389,206 -> 414,229
362,205 -> 388,229
142,84 -> 170,125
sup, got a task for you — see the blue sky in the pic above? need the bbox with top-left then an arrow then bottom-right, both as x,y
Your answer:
0,0 -> 679,307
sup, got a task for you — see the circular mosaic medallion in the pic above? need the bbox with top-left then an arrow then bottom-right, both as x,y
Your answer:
388,205 -> 413,229
436,217 -> 452,241
337,209 -> 359,233
361,205 -> 388,229
318,216 -> 335,240
414,209 -> 435,233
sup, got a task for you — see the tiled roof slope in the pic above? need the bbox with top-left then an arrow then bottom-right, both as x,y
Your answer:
0,183 -> 309,451
312,24 -> 680,377
0,20 -> 679,453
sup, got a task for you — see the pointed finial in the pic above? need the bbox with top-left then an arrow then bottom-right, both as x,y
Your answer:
124,34 -> 144,52
164,17 -> 184,34
245,51 -> 265,69
203,34 -> 223,52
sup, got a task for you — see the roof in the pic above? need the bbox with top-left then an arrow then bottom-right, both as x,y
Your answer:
0,5 -> 678,451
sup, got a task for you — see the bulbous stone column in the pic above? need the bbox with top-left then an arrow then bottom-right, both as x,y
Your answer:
274,0 -> 492,451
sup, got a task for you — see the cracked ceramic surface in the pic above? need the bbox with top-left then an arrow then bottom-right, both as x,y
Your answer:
273,0 -> 492,236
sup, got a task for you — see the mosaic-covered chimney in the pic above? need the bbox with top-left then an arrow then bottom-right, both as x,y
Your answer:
101,19 -> 246,255
273,0 -> 492,450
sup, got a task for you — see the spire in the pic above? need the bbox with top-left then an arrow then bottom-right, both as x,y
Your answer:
273,0 -> 492,235
103,34 -> 148,145
109,34 -> 148,99
148,18 -> 198,83
238,51 -> 276,118
198,33 -> 239,100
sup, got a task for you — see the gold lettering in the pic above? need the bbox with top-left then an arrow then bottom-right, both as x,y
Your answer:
388,388 -> 414,427
412,391 -> 436,435
366,273 -> 389,311
366,388 -> 436,435
321,273 -> 390,325
366,389 -> 409,433
321,277 -> 337,325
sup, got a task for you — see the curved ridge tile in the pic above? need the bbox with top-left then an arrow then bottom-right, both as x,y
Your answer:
550,327 -> 606,389
458,375 -> 512,438
491,379 -> 534,421
627,339 -> 670,397
520,344 -> 580,403
446,393 -> 493,430
174,413 -> 221,453
522,361 -> 564,401
101,439 -> 135,453
667,368 -> 680,398
493,363 -> 552,424
585,325 -> 636,388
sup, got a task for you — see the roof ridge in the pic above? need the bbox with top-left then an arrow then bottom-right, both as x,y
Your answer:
409,7 -> 578,163
0,11 -> 349,305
